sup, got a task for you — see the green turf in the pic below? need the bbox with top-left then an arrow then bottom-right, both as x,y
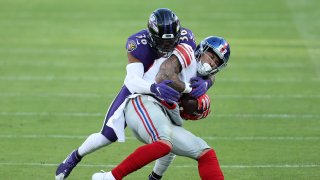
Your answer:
0,0 -> 319,179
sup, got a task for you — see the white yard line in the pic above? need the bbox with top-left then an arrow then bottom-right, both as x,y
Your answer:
0,112 -> 103,117
0,75 -> 319,83
285,0 -> 320,78
0,162 -> 318,168
1,92 -> 320,99
1,111 -> 319,119
0,134 -> 319,141
0,92 -> 106,98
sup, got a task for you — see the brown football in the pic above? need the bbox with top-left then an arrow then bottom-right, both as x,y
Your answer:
179,95 -> 199,114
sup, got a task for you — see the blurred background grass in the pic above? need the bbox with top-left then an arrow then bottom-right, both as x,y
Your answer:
0,0 -> 319,179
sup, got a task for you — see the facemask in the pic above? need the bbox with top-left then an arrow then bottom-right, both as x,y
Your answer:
197,61 -> 218,76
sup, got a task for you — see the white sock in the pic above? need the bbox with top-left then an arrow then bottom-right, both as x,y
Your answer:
78,133 -> 112,156
92,171 -> 115,180
153,153 -> 176,176
105,172 -> 116,180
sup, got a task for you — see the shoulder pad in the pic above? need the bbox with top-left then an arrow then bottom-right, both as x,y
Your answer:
172,43 -> 194,68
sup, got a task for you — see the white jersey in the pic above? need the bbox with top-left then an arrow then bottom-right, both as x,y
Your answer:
107,43 -> 197,142
143,43 -> 197,85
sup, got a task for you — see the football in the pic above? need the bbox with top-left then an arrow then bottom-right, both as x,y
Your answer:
179,94 -> 199,114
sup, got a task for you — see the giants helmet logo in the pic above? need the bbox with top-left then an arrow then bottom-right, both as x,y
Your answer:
218,43 -> 229,56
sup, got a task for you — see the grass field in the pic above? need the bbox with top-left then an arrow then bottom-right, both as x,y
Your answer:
1,0 -> 320,179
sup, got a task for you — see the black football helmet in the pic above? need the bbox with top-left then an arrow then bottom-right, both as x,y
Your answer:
148,8 -> 181,57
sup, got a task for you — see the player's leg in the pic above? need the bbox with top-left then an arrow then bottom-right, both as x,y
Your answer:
147,125 -> 210,179
56,81 -> 131,180
55,130 -> 115,180
148,153 -> 176,180
56,107 -> 119,180
197,148 -> 224,180
170,126 -> 224,180
76,121 -> 119,156
93,95 -> 173,180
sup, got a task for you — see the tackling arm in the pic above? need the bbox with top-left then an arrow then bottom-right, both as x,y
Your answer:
125,52 -> 180,102
124,53 -> 153,94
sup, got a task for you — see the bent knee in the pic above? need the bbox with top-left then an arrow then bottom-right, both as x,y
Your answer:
158,139 -> 173,150
100,126 -> 118,142
197,148 -> 213,160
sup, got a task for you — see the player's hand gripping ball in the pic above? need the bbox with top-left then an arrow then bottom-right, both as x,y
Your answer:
179,93 -> 211,120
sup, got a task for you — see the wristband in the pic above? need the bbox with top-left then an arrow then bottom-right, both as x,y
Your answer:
182,83 -> 192,93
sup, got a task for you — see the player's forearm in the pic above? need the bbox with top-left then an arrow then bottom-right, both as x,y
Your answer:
156,71 -> 185,92
124,62 -> 152,94
155,56 -> 185,92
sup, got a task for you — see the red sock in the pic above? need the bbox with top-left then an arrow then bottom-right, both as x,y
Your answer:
111,141 -> 171,180
198,149 -> 224,180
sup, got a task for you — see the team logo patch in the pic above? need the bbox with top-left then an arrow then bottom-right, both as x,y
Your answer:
127,40 -> 137,52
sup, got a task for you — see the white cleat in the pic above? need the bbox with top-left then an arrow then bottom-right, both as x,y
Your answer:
55,173 -> 64,180
92,171 -> 116,180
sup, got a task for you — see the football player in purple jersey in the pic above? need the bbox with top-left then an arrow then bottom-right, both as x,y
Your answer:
55,8 -> 211,180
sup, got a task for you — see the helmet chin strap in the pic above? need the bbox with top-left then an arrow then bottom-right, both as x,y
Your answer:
157,50 -> 172,58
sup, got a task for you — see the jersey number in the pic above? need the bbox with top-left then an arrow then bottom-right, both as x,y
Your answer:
135,34 -> 148,45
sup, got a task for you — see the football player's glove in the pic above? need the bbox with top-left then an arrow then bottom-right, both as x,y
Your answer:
180,93 -> 211,120
190,77 -> 213,98
180,108 -> 211,120
150,80 -> 180,103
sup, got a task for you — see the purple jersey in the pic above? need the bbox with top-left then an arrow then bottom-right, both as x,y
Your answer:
101,28 -> 196,141
126,28 -> 196,71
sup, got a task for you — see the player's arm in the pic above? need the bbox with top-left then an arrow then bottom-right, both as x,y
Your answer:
125,52 -> 180,102
155,44 -> 194,93
155,55 -> 186,92
207,74 -> 215,85
124,52 -> 153,94
127,52 -> 141,63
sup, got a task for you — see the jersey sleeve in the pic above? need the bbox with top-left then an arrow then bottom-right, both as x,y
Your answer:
179,28 -> 197,50
125,35 -> 149,60
125,30 -> 158,72
172,43 -> 195,69
125,30 -> 153,60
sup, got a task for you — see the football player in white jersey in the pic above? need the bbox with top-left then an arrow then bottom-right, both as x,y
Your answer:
92,36 -> 231,180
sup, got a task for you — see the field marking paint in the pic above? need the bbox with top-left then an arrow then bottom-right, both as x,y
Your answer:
0,75 -> 319,83
285,0 -> 320,77
1,92 -> 320,99
0,59 -> 309,69
0,162 -> 318,168
0,112 -> 103,117
0,92 -> 106,98
213,114 -> 320,119
1,111 -> 319,119
0,134 -> 319,141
